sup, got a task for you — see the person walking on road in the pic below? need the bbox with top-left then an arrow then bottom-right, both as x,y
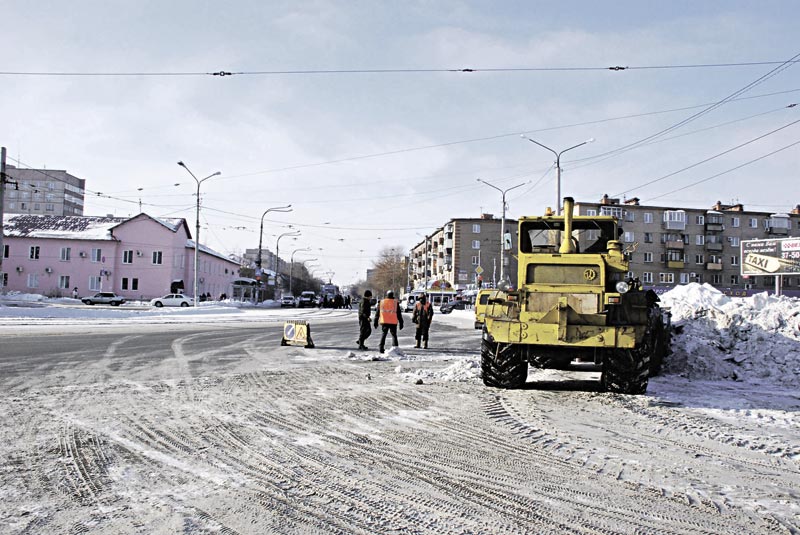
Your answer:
374,290 -> 403,353
72,287 -> 79,299
412,293 -> 434,348
357,290 -> 373,350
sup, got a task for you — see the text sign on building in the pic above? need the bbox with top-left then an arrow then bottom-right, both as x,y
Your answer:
741,238 -> 800,276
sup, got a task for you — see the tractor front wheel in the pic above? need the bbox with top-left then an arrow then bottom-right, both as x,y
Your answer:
481,329 -> 528,389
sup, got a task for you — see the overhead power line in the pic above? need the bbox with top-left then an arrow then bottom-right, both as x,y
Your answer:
1,60 -> 798,77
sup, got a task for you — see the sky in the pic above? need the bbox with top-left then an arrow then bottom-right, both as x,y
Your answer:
2,1 -> 800,288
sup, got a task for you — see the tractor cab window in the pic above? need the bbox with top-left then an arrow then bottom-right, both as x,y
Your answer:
520,220 -> 618,253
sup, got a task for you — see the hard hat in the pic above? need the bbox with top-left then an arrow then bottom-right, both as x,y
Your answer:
386,290 -> 395,298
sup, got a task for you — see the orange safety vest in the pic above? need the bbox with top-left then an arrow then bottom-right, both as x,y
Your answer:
379,298 -> 399,324
415,302 -> 431,313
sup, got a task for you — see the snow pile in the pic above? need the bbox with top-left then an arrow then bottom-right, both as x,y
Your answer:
395,359 -> 481,383
660,283 -> 800,386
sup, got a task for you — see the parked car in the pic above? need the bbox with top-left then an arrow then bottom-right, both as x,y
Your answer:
150,294 -> 193,307
298,291 -> 316,308
81,292 -> 125,306
280,294 -> 296,307
439,300 -> 467,314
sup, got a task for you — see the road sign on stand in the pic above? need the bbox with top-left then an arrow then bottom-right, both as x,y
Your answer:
475,266 -> 484,275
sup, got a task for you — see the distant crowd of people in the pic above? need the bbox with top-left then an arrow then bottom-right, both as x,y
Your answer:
318,294 -> 352,309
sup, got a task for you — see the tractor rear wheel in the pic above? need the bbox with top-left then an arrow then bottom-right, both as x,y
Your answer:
601,348 -> 649,395
481,329 -> 528,389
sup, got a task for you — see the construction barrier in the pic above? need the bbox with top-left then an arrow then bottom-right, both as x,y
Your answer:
281,320 -> 315,348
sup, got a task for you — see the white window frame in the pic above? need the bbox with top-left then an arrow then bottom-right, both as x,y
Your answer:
696,235 -> 705,245
27,273 -> 39,288
30,246 -> 40,260
659,272 -> 675,284
731,217 -> 740,228
471,255 -> 479,265
472,224 -> 481,233
58,275 -> 70,289
731,256 -> 739,266
471,240 -> 480,250
60,247 -> 71,261
730,237 -> 740,247
642,272 -> 653,284
643,212 -> 653,224
89,276 -> 102,291
91,248 -> 102,263
123,250 -> 134,264
152,251 -> 163,265
679,272 -> 690,284
749,217 -> 758,228
643,252 -> 653,263
585,209 -> 597,217
695,215 -> 705,225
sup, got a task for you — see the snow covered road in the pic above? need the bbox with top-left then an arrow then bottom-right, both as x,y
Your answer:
1,289 -> 799,533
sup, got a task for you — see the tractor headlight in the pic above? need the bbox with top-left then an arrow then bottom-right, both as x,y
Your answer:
615,281 -> 630,294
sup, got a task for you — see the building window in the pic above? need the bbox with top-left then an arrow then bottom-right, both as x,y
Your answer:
47,181 -> 55,190
731,256 -> 739,266
27,273 -> 39,288
123,250 -> 134,264
585,209 -> 597,216
59,275 -> 70,289
152,251 -> 163,264
3,244 -> 8,258
60,247 -> 71,261
122,277 -> 129,290
731,217 -> 740,228
471,255 -> 479,265
471,240 -> 480,250
659,273 -> 674,284
600,206 -> 623,218
696,235 -> 705,245
625,211 -> 635,222
695,254 -> 704,264
643,232 -> 653,243
730,237 -> 740,247
472,224 -> 481,233
45,203 -> 55,212
91,248 -> 102,262
89,276 -> 102,291
643,252 -> 653,263
712,274 -> 722,285
730,274 -> 739,285
642,272 -> 653,284
132,278 -> 139,291
708,254 -> 722,264
663,210 -> 686,225
643,212 -> 653,224
29,246 -> 40,260
695,215 -> 705,225
623,231 -> 634,243
749,217 -> 758,228
680,273 -> 690,284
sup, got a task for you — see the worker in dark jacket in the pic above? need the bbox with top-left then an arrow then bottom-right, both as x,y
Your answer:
374,290 -> 404,353
357,290 -> 373,350
412,293 -> 434,348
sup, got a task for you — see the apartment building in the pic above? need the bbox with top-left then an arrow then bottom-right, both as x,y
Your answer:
409,214 -> 518,291
2,213 -> 239,299
575,195 -> 800,293
2,164 -> 86,216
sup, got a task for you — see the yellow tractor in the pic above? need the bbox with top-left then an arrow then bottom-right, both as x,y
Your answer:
481,197 -> 671,394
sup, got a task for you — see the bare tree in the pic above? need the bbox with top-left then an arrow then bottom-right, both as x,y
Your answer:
370,247 -> 406,297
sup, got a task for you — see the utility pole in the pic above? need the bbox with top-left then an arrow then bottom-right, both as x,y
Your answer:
0,147 -> 5,288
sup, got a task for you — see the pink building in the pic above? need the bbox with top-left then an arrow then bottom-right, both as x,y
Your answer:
1,213 -> 240,300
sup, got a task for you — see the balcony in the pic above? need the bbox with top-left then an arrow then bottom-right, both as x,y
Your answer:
666,260 -> 685,269
664,240 -> 684,250
705,242 -> 723,252
705,262 -> 723,271
662,220 -> 686,231
705,222 -> 724,233
444,238 -> 453,249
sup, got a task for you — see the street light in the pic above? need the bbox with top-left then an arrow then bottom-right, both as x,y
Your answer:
256,205 -> 292,270
476,178 -> 528,284
520,135 -> 595,214
177,161 -> 220,306
275,231 -> 301,294
289,247 -> 312,295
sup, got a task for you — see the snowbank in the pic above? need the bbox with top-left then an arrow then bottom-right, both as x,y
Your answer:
660,283 -> 800,386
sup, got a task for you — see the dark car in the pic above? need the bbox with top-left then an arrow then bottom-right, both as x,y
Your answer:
81,292 -> 125,306
439,300 -> 467,314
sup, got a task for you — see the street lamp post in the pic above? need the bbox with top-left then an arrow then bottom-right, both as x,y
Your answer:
275,231 -> 301,295
289,248 -> 312,295
256,205 -> 292,271
520,135 -> 595,214
177,161 -> 220,306
476,178 -> 528,284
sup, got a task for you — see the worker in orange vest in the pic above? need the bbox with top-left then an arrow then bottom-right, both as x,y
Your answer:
412,293 -> 434,348
373,290 -> 404,353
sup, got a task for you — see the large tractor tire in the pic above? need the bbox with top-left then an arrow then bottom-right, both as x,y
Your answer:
481,329 -> 528,389
601,348 -> 650,395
